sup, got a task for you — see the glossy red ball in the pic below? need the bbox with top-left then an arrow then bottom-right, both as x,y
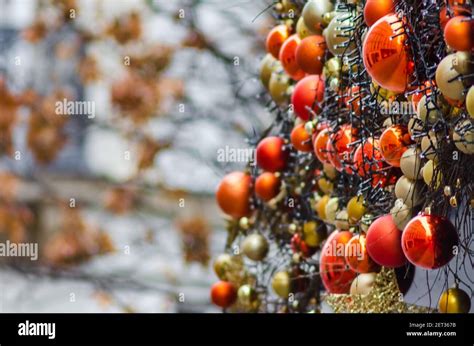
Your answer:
216,172 -> 252,219
210,281 -> 237,308
291,75 -> 325,121
256,136 -> 288,172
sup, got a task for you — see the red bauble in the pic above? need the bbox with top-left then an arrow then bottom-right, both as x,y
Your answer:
279,34 -> 305,81
295,35 -> 326,75
326,124 -> 356,173
444,16 -> 474,51
313,127 -> 331,164
266,25 -> 291,59
353,138 -> 383,177
216,172 -> 251,219
290,123 -> 313,152
255,172 -> 280,202
401,214 -> 459,269
366,214 -> 407,268
210,281 -> 237,308
343,86 -> 362,115
291,233 -> 317,258
363,14 -> 411,93
320,230 -> 357,294
345,233 -> 381,274
291,75 -> 325,121
256,136 -> 288,172
379,125 -> 412,167
364,0 -> 397,27
439,5 -> 471,30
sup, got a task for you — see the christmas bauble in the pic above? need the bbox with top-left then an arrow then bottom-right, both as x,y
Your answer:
401,213 -> 459,269
366,214 -> 407,268
408,116 -> 424,142
417,95 -> 441,124
439,4 -> 471,30
269,70 -> 290,104
453,119 -> 474,154
420,131 -> 440,160
364,0 -> 397,27
317,176 -> 334,194
350,272 -> 377,295
325,13 -> 356,56
313,127 -> 331,164
334,209 -> 350,230
255,172 -> 280,202
291,123 -> 313,152
345,233 -> 380,274
296,35 -> 326,74
395,175 -> 423,207
302,0 -> 334,33
291,233 -> 317,257
323,162 -> 337,180
453,51 -> 474,75
422,159 -> 442,187
380,125 -> 412,167
256,136 -> 288,172
435,54 -> 465,101
238,284 -> 259,309
353,137 -> 384,179
315,194 -> 330,220
213,253 -> 233,280
347,195 -> 366,224
326,124 -> 356,173
390,198 -> 412,230
444,16 -> 474,52
272,271 -> 291,298
400,147 -> 423,180
320,230 -> 357,293
266,24 -> 291,59
363,14 -> 411,92
260,53 -> 279,89
291,74 -> 325,120
325,197 -> 340,224
216,172 -> 251,219
303,220 -> 327,247
242,234 -> 269,261
296,17 -> 315,39
279,34 -> 305,81
438,287 -> 471,313
467,86 -> 474,118
211,281 -> 237,308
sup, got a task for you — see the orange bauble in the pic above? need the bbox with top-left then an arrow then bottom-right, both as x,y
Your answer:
343,86 -> 362,115
444,16 -> 474,51
291,74 -> 325,120
266,25 -> 291,59
291,123 -> 313,152
364,0 -> 397,27
313,127 -> 331,164
353,138 -> 383,177
295,35 -> 326,75
320,230 -> 357,294
345,233 -> 380,274
326,124 -> 356,173
216,172 -> 252,219
256,136 -> 288,172
255,172 -> 280,202
439,4 -> 471,30
279,34 -> 305,81
363,14 -> 411,93
210,281 -> 237,308
380,125 -> 412,167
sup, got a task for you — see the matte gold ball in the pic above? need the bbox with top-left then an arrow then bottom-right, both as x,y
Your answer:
408,116 -> 423,142
453,51 -> 474,75
420,131 -> 439,160
417,95 -> 441,124
315,194 -> 330,220
390,198 -> 412,230
318,176 -> 334,194
350,273 -> 377,296
323,162 -> 337,180
302,0 -> 333,33
242,234 -> 269,261
269,70 -> 290,105
422,159 -> 442,187
303,221 -> 326,247
400,146 -> 423,180
395,175 -> 423,207
438,287 -> 471,313
260,53 -> 279,89
272,271 -> 291,298
453,119 -> 474,154
325,13 -> 355,56
435,54 -> 465,101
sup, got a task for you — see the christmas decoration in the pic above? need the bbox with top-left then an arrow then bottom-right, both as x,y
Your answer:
438,287 -> 471,313
210,281 -> 237,308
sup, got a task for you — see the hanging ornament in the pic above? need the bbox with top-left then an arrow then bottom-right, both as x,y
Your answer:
435,54 -> 466,101
291,233 -> 317,258
334,210 -> 350,230
213,254 -> 237,281
279,34 -> 305,81
467,86 -> 474,118
216,172 -> 251,219
380,125 -> 412,167
256,136 -> 288,172
438,287 -> 471,313
296,35 -> 326,74
420,131 -> 440,160
238,284 -> 259,310
315,194 -> 330,220
269,70 -> 291,104
320,230 -> 357,294
362,14 -> 411,92
350,272 -> 378,295
390,198 -> 412,230
444,16 -> 474,52
345,233 -> 381,274
255,172 -> 280,202
347,196 -> 366,224
366,214 -> 407,268
260,53 -> 280,89
439,2 -> 472,30
290,123 -> 313,152
422,159 -> 442,187
395,175 -> 423,207
325,197 -> 340,224
453,119 -> 474,154
302,0 -> 334,33
296,17 -> 315,39
271,271 -> 291,298
312,127 -> 331,164
266,24 -> 291,59
326,124 -> 356,173
417,95 -> 442,124
291,74 -> 325,120
363,0 -> 397,27
353,137 -> 385,183
242,234 -> 269,261
401,213 -> 459,269
317,176 -> 334,194
302,220 -> 327,247
325,13 -> 356,57
211,281 -> 237,308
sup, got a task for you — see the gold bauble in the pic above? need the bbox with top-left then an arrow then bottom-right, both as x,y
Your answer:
302,0 -> 333,33
435,54 -> 465,101
453,119 -> 474,154
350,273 -> 377,296
269,70 -> 290,105
420,131 -> 439,160
400,146 -> 423,180
318,176 -> 334,194
324,57 -> 341,78
347,196 -> 366,224
390,198 -> 412,231
395,176 -> 423,207
325,13 -> 355,56
323,162 -> 337,180
213,254 -> 233,280
422,159 -> 442,188
315,194 -> 330,220
272,271 -> 291,298
334,209 -> 350,230
242,234 -> 269,261
467,86 -> 474,118
408,116 -> 423,142
417,95 -> 441,124
303,221 -> 326,247
453,51 -> 474,75
296,17 -> 315,39
325,197 -> 340,224
438,287 -> 471,313
260,53 -> 279,90
237,284 -> 259,309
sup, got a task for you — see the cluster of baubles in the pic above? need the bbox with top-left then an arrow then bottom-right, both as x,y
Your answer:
212,0 -> 473,313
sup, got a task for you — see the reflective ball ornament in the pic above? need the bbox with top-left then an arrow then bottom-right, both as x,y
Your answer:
256,136 -> 288,172
272,271 -> 291,298
302,0 -> 334,33
313,127 -> 331,164
291,123 -> 313,152
401,213 -> 459,270
345,233 -> 381,274
350,272 -> 377,295
438,287 -> 471,313
266,24 -> 291,59
435,54 -> 466,101
444,16 -> 474,52
255,172 -> 280,202
216,172 -> 251,219
326,124 -> 356,173
364,0 -> 397,27
211,281 -> 237,308
296,17 -> 315,39
279,34 -> 305,81
380,125 -> 412,167
291,74 -> 325,120
296,35 -> 326,74
237,284 -> 259,310
242,234 -> 269,261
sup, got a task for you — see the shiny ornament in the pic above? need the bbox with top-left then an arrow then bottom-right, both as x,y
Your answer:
408,116 -> 424,141
435,54 -> 465,101
444,16 -> 474,52
269,70 -> 290,104
213,253 -> 233,280
380,125 -> 412,167
291,74 -> 325,120
256,136 -> 288,172
313,127 -> 331,164
364,0 -> 397,27
296,35 -> 326,74
290,123 -> 312,152
325,197 -> 340,224
216,172 -> 251,219
438,287 -> 471,313
400,147 -> 423,180
296,17 -> 315,39
291,233 -> 317,258
422,159 -> 442,187
320,230 -> 357,294
315,194 -> 330,220
453,119 -> 474,154
453,51 -> 474,75
390,198 -> 412,230
325,13 -> 356,56
237,284 -> 259,309
279,34 -> 305,81
467,86 -> 474,118
211,281 -> 237,308
242,234 -> 269,261
350,272 -> 377,295
395,175 -> 423,207
439,3 -> 471,30
317,176 -> 334,194
266,24 -> 291,59
255,172 -> 280,202
323,162 -> 337,180
401,213 -> 459,269
326,124 -> 356,173
302,0 -> 333,33
347,196 -> 366,224
366,214 -> 407,268
363,14 -> 411,92
271,271 -> 291,298
345,233 -> 380,274
303,221 -> 327,247
353,138 -> 385,184
260,53 -> 280,89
